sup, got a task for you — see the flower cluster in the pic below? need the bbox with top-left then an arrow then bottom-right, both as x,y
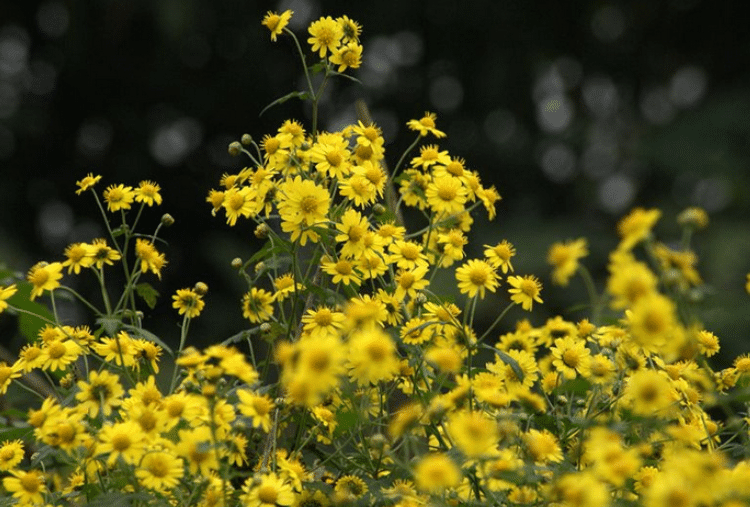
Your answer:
2,10 -> 750,507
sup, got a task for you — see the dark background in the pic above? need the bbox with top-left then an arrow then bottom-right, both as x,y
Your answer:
1,0 -> 749,367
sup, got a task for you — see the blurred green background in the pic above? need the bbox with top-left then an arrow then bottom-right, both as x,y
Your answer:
1,0 -> 749,367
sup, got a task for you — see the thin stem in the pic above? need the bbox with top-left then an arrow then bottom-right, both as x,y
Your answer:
477,301 -> 516,343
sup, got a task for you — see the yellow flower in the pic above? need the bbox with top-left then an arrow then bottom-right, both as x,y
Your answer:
627,292 -> 680,354
411,144 -> 451,169
172,288 -> 205,318
103,183 -> 135,212
347,325 -> 400,386
241,472 -> 295,507
322,256 -> 361,286
507,274 -> 543,311
26,261 -> 63,300
40,338 -> 83,372
455,258 -> 499,299
301,305 -> 345,338
262,10 -> 293,42
135,180 -> 162,206
237,390 -> 275,432
75,172 -> 102,194
606,251 -> 658,309
307,16 -> 343,57
2,469 -> 46,505
523,428 -> 563,464
0,439 -> 24,471
222,185 -> 258,226
91,331 -> 139,368
483,240 -> 516,273
547,238 -> 588,286
549,472 -> 610,507
75,369 -> 124,418
175,425 -> 219,477
393,265 -> 429,301
406,112 -> 447,138
388,239 -> 429,270
337,15 -> 362,43
278,176 -> 331,245
89,238 -> 122,269
617,207 -> 661,250
330,41 -> 363,72
425,175 -> 467,216
413,453 -> 461,493
242,287 -> 274,323
0,284 -> 17,314
447,410 -> 499,458
550,335 -> 591,379
62,242 -> 95,274
97,420 -> 147,466
334,475 -> 368,500
135,238 -> 167,278
621,369 -> 677,417
136,450 -> 184,493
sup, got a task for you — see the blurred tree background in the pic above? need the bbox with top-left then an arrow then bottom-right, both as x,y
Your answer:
1,0 -> 748,367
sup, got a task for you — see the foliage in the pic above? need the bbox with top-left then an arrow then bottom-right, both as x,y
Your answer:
1,10 -> 750,507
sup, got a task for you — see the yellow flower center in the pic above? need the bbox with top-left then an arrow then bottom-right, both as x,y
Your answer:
445,161 -> 464,176
138,411 -> 158,432
258,484 -> 279,504
300,195 -> 319,214
314,309 -> 333,326
166,399 -> 185,418
562,349 -> 580,368
437,184 -> 457,202
308,350 -> 331,373
420,117 -> 436,128
400,244 -> 419,260
520,280 -> 538,297
265,138 -> 280,155
366,341 -> 388,362
112,433 -> 132,452
47,341 -> 67,359
30,269 -> 49,287
108,188 -> 124,202
335,260 -> 352,275
227,192 -> 246,212
253,397 -> 272,416
20,473 -> 41,493
325,150 -> 343,167
1,447 -> 15,460
147,457 -> 169,478
469,269 -> 488,286
264,15 -> 281,31
355,144 -> 373,160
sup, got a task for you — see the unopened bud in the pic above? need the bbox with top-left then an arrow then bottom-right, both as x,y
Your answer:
194,282 -> 208,296
372,204 -> 386,215
254,223 -> 270,239
161,213 -> 175,226
241,133 -> 253,145
260,323 -> 272,333
231,258 -> 243,269
255,261 -> 266,274
228,141 -> 242,156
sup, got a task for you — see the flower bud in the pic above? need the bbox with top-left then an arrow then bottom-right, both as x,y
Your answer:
161,213 -> 175,226
241,133 -> 253,145
228,141 -> 242,156
194,282 -> 208,296
260,323 -> 271,333
372,204 -> 386,215
231,257 -> 243,269
254,223 -> 270,239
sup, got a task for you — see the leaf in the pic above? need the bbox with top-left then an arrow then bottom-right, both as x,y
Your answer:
121,324 -> 174,356
0,426 -> 33,442
135,282 -> 159,309
495,350 -> 525,383
260,91 -> 311,116
96,316 -> 121,336
334,410 -> 359,435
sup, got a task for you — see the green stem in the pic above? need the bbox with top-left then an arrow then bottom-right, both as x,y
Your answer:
477,301 -> 516,343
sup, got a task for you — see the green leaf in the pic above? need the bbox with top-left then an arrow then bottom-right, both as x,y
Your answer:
334,410 -> 359,435
260,91 -> 311,116
495,350 -> 525,383
96,316 -> 121,336
121,324 -> 174,356
0,426 -> 33,442
135,282 -> 159,309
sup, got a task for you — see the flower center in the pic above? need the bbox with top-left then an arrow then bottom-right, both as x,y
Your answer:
300,196 -> 319,214
258,484 -> 279,504
112,434 -> 132,452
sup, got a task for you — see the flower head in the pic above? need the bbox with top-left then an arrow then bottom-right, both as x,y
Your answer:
135,180 -> 162,206
307,16 -> 343,57
262,10 -> 293,41
26,261 -> 63,300
103,183 -> 135,212
456,259 -> 499,299
172,288 -> 205,318
0,284 -> 17,314
547,238 -> 588,286
75,172 -> 102,194
407,112 -> 447,138
507,275 -> 543,311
